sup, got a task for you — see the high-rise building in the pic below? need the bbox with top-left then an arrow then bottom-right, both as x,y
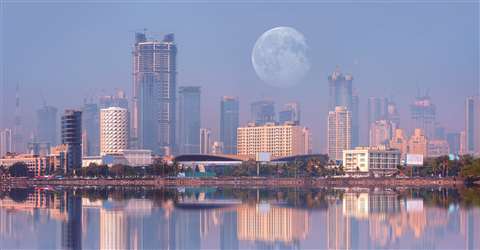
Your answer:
132,32 -> 177,155
237,123 -> 311,157
410,95 -> 436,139
99,90 -> 129,109
389,129 -> 408,158
220,96 -> 239,154
13,84 -> 24,153
200,128 -> 211,155
369,120 -> 395,147
408,128 -> 428,157
327,106 -> 352,162
82,102 -> 100,156
427,140 -> 450,158
446,132 -> 461,154
279,102 -> 300,125
0,128 -> 12,157
100,107 -> 129,155
36,105 -> 57,146
250,100 -> 275,125
178,86 -> 201,154
387,100 -> 400,126
328,69 -> 359,147
367,97 -> 389,129
61,109 -> 82,173
465,96 -> 480,154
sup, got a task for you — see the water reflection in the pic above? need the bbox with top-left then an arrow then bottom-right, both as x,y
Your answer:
0,186 -> 479,249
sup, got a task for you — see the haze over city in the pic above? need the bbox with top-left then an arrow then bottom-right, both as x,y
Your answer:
1,2 -> 479,152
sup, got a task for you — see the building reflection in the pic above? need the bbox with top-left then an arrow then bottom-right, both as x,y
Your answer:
236,203 -> 309,248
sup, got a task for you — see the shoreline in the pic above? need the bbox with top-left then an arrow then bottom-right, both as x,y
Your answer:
0,176 -> 465,188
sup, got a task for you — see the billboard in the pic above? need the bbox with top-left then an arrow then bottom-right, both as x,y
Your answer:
406,154 -> 424,166
256,152 -> 271,162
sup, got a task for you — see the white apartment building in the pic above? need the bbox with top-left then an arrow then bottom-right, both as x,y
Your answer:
237,123 -> 311,158
343,146 -> 400,177
100,107 -> 129,155
328,106 -> 352,161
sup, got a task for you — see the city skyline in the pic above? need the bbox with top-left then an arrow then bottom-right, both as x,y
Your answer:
1,3 -> 479,153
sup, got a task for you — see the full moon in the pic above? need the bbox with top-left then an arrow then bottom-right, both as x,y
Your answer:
251,26 -> 310,88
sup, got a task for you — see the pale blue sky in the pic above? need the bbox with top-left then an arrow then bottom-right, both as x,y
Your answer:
1,2 -> 478,152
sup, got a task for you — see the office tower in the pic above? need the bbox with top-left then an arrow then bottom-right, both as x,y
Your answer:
434,125 -> 446,140
250,100 -> 275,125
178,86 -> 201,154
13,83 -> 24,153
100,107 -> 129,155
237,123 -> 311,157
99,90 -> 129,109
61,109 -> 82,173
465,96 -> 480,154
446,132 -> 461,154
408,128 -> 428,157
389,129 -> 408,158
132,32 -> 177,155
220,96 -> 239,154
367,97 -> 388,129
410,95 -> 436,139
369,120 -> 395,147
328,69 -> 359,147
200,128 -> 211,154
0,128 -> 12,157
81,102 -> 100,156
327,106 -> 352,162
36,105 -> 58,146
387,100 -> 400,126
279,102 -> 300,125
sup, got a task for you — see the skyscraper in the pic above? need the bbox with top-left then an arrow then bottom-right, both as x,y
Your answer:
61,109 -> 82,173
178,86 -> 201,154
220,96 -> 239,154
132,32 -> 177,155
327,106 -> 352,162
446,132 -> 461,155
279,102 -> 300,125
0,128 -> 12,157
410,95 -> 436,139
465,96 -> 480,154
367,97 -> 389,130
200,128 -> 211,154
82,102 -> 100,156
369,120 -> 395,147
99,90 -> 129,110
36,105 -> 58,146
250,100 -> 275,125
328,69 -> 359,147
100,107 -> 129,155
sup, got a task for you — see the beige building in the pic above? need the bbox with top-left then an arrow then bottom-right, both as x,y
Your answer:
0,153 -> 50,176
369,120 -> 395,147
237,123 -> 311,158
343,146 -> 400,176
427,140 -> 450,157
100,107 -> 129,155
408,128 -> 428,157
389,129 -> 408,158
328,106 -> 352,161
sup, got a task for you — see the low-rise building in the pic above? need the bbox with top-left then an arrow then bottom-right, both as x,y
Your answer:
343,146 -> 400,177
0,153 -> 51,176
427,140 -> 450,157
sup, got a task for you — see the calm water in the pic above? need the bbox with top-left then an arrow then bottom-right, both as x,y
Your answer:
0,186 -> 479,249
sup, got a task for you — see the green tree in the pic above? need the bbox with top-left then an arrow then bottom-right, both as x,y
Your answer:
8,162 -> 30,177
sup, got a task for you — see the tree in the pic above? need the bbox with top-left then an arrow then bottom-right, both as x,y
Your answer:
8,162 -> 30,177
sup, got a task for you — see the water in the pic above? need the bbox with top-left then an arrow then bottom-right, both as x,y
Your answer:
0,186 -> 479,249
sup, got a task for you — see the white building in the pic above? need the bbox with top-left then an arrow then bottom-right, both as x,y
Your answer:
328,106 -> 352,161
119,149 -> 152,167
100,107 -> 129,155
343,146 -> 400,177
237,123 -> 311,158
200,128 -> 211,154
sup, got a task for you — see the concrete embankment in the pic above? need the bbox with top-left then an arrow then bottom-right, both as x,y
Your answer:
0,176 -> 464,188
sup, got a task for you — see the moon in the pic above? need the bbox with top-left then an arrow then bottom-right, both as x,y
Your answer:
251,26 -> 310,88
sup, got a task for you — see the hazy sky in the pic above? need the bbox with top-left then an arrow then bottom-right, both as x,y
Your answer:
1,2 -> 479,152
